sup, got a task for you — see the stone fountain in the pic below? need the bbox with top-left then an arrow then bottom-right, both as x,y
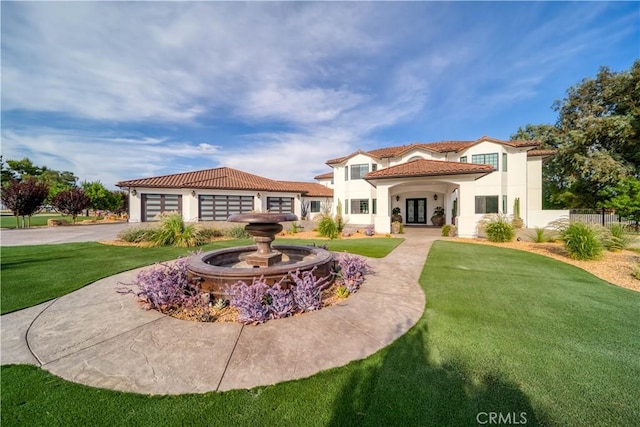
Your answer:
187,213 -> 334,297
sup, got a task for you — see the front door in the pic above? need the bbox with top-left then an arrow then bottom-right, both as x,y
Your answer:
406,198 -> 427,224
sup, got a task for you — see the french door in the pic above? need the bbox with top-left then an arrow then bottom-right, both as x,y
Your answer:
405,198 -> 427,224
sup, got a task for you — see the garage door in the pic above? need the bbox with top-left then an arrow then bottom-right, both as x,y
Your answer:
267,197 -> 294,213
142,194 -> 182,222
199,195 -> 254,221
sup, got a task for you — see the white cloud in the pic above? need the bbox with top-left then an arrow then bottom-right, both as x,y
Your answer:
1,128 -> 222,188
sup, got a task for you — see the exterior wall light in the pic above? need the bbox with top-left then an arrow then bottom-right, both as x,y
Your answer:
191,190 -> 196,197
396,195 -> 400,202
434,194 -> 438,201
257,193 -> 261,199
131,189 -> 137,196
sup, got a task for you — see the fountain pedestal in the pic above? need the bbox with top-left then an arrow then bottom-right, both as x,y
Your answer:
230,213 -> 296,268
244,223 -> 284,267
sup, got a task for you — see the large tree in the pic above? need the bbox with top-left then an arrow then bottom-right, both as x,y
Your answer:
513,60 -> 640,208
1,178 -> 50,228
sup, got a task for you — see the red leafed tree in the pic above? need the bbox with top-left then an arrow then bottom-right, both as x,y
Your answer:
1,178 -> 50,228
51,188 -> 91,223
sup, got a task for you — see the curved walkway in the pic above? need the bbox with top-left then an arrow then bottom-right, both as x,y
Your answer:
1,228 -> 439,395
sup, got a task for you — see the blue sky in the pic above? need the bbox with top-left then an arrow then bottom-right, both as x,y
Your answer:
2,2 -> 638,189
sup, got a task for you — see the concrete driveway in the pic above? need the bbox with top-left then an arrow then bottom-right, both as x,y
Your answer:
0,222 -> 134,246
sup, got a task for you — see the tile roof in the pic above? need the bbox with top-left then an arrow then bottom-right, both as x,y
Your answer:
326,136 -> 541,165
313,171 -> 334,180
365,159 -> 494,181
117,167 -> 291,192
276,181 -> 333,198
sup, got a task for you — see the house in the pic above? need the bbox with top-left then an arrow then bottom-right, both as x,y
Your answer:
116,167 -> 333,223
320,136 -> 567,237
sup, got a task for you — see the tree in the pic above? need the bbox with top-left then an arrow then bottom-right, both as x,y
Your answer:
604,178 -> 640,230
1,156 -> 17,185
51,188 -> 91,223
0,178 -> 49,228
513,60 -> 640,208
113,191 -> 128,216
81,181 -> 122,215
2,157 -> 78,201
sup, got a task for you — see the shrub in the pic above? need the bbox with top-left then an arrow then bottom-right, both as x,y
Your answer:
197,227 -> 223,240
335,285 -> 350,298
335,251 -> 371,293
291,268 -> 328,312
442,224 -> 458,237
317,215 -> 338,239
152,213 -> 204,248
481,214 -> 515,242
226,278 -> 271,324
267,284 -> 296,319
527,227 -> 553,243
605,223 -> 636,251
133,257 -> 202,310
226,268 -> 330,322
223,224 -> 252,239
633,263 -> 640,281
559,222 -> 604,260
118,226 -> 157,243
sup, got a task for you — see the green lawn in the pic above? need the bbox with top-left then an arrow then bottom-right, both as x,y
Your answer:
2,241 -> 639,426
0,238 -> 402,314
0,214 -> 103,229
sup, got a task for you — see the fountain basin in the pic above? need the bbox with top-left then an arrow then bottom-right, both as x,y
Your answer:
187,245 -> 335,297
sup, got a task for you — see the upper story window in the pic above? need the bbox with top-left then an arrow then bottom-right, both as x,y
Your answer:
472,153 -> 499,170
460,156 -> 468,163
372,164 -> 378,172
350,164 -> 369,180
502,153 -> 507,172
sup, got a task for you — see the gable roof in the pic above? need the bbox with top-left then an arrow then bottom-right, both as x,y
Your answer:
326,136 -> 541,165
314,171 -> 334,180
117,167 -> 291,193
365,159 -> 494,181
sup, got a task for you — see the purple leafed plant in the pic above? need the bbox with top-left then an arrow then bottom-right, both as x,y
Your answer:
336,251 -> 371,293
291,267 -> 329,312
134,257 -> 202,310
226,278 -> 271,324
267,283 -> 296,319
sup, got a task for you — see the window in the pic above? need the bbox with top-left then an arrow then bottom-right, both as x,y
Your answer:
199,195 -> 253,221
372,199 -> 377,214
471,153 -> 499,169
372,164 -> 378,172
502,195 -> 508,214
310,201 -> 321,212
267,197 -> 294,213
475,196 -> 499,214
460,156 -> 467,163
344,167 -> 349,181
142,194 -> 182,222
350,199 -> 369,214
344,199 -> 349,214
502,153 -> 507,172
350,164 -> 369,180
